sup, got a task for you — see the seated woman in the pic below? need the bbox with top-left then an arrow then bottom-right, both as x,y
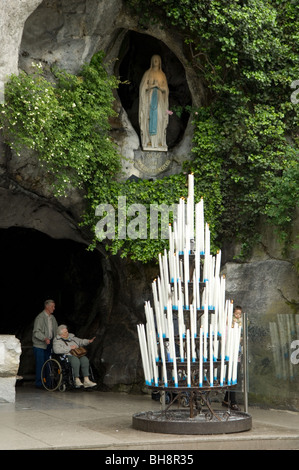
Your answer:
53,324 -> 97,389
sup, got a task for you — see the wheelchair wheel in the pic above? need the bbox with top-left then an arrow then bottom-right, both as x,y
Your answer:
41,358 -> 63,391
180,394 -> 190,407
58,383 -> 67,392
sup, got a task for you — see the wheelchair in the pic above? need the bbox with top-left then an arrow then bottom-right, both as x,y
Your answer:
41,353 -> 94,392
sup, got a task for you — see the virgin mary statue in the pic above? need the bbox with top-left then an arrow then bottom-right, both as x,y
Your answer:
139,55 -> 169,151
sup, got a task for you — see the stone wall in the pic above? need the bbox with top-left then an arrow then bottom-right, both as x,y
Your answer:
223,214 -> 299,409
0,336 -> 22,402
0,0 -> 43,103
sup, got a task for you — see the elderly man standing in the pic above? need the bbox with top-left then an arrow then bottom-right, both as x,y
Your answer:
32,299 -> 58,389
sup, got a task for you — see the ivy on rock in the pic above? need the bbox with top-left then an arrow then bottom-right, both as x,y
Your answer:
1,0 -> 299,262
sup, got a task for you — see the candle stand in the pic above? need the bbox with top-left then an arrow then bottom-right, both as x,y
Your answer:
133,332 -> 252,434
133,175 -> 252,434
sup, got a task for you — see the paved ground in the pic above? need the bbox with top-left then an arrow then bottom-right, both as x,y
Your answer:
0,385 -> 298,450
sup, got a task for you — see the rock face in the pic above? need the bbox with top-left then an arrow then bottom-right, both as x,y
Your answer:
16,0 -> 201,180
0,0 -> 43,103
224,259 -> 299,409
0,336 -> 22,402
0,0 -> 298,409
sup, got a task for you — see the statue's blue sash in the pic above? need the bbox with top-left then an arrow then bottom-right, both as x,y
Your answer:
149,87 -> 158,136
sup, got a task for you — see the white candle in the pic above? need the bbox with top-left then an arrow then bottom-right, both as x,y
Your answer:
218,302 -> 223,339
169,224 -> 174,255
152,298 -> 164,370
178,198 -> 185,254
203,253 -> 209,283
158,252 -> 163,280
226,308 -> 235,386
171,333 -> 178,387
157,277 -> 166,337
146,322 -> 157,386
187,197 -> 194,241
178,277 -> 183,309
166,300 -> 174,362
195,198 -> 204,255
196,272 -> 200,311
150,330 -> 159,386
213,277 -> 220,336
173,220 -> 179,253
184,282 -> 189,310
218,276 -> 226,337
164,256 -> 171,312
150,281 -> 174,387
144,302 -> 159,362
179,258 -> 184,284
176,203 -> 180,254
175,250 -> 180,281
199,326 -> 203,387
158,254 -> 166,310
184,252 -> 189,309
192,270 -> 197,311
137,324 -> 147,384
225,301 -> 233,360
177,199 -> 182,253
168,251 -> 174,286
151,307 -> 159,368
163,249 -> 170,288
137,324 -> 151,385
156,331 -> 168,388
232,324 -> 241,385
186,223 -> 191,258
172,254 -> 178,309
205,222 -> 210,258
178,299 -> 185,362
187,329 -> 191,387
204,302 -> 208,334
188,173 -> 194,201
203,304 -> 208,362
168,225 -> 174,282
195,248 -> 200,284
220,324 -> 226,386
209,323 -> 213,386
208,255 -> 214,308
227,330 -> 234,386
214,337 -> 219,363
163,311 -> 169,339
146,323 -> 154,383
194,303 -> 198,338
215,250 -> 221,279
152,280 -> 162,341
167,299 -> 178,387
190,305 -> 196,362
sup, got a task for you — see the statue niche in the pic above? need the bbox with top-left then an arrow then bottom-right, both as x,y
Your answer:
139,55 -> 169,152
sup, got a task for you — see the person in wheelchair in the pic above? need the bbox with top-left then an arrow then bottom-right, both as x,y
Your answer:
53,325 -> 96,389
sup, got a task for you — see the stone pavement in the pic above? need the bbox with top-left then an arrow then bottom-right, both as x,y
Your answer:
0,385 -> 298,450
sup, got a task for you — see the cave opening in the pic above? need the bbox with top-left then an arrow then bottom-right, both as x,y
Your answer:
117,30 -> 192,149
0,227 -> 104,380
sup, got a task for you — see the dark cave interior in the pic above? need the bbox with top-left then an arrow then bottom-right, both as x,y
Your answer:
0,227 -> 104,378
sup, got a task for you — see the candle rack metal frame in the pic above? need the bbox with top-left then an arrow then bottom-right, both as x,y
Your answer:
133,277 -> 252,434
133,329 -> 252,434
133,181 -> 251,434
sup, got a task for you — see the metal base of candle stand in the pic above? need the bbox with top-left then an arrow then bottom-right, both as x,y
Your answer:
132,409 -> 252,435
132,387 -> 252,435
